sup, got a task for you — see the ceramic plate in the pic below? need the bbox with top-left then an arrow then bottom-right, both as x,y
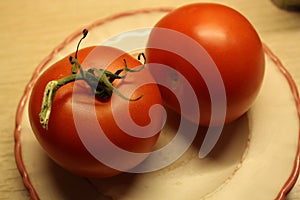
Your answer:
14,8 -> 300,200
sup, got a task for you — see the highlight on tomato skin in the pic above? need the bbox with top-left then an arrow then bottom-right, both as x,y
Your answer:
28,45 -> 164,178
146,3 -> 265,126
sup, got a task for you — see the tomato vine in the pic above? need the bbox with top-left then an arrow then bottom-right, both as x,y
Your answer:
39,29 -> 145,129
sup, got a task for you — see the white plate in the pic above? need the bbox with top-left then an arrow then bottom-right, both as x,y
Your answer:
14,8 -> 300,200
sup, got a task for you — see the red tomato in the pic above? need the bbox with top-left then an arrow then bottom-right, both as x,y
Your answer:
146,3 -> 265,126
28,45 -> 163,178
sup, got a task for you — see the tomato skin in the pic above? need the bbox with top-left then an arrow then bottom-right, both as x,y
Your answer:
29,46 -> 163,178
146,3 -> 265,126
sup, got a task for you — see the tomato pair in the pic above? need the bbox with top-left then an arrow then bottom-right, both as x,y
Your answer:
29,3 -> 264,178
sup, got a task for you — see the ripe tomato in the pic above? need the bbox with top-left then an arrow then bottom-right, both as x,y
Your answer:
28,45 -> 163,178
146,3 -> 265,126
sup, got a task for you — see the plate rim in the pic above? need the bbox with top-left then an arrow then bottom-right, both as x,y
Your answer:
13,7 -> 300,200
263,44 -> 300,199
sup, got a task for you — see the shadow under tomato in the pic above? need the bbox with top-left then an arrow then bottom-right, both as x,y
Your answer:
45,157 -> 111,200
43,107 -> 249,199
88,172 -> 139,199
155,107 -> 250,164
205,113 -> 250,160
85,108 -> 250,199
154,108 -> 250,173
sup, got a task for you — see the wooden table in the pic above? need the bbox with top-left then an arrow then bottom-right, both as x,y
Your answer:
1,0 -> 299,199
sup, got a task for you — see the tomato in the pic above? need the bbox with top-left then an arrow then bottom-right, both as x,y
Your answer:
28,44 -> 163,178
146,3 -> 265,126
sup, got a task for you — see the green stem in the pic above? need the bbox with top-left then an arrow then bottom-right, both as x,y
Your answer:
39,29 -> 145,130
39,58 -> 144,130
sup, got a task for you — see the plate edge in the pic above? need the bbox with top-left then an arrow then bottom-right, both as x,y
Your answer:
263,43 -> 300,200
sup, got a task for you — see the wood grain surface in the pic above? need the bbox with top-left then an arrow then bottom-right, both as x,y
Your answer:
0,0 -> 299,199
